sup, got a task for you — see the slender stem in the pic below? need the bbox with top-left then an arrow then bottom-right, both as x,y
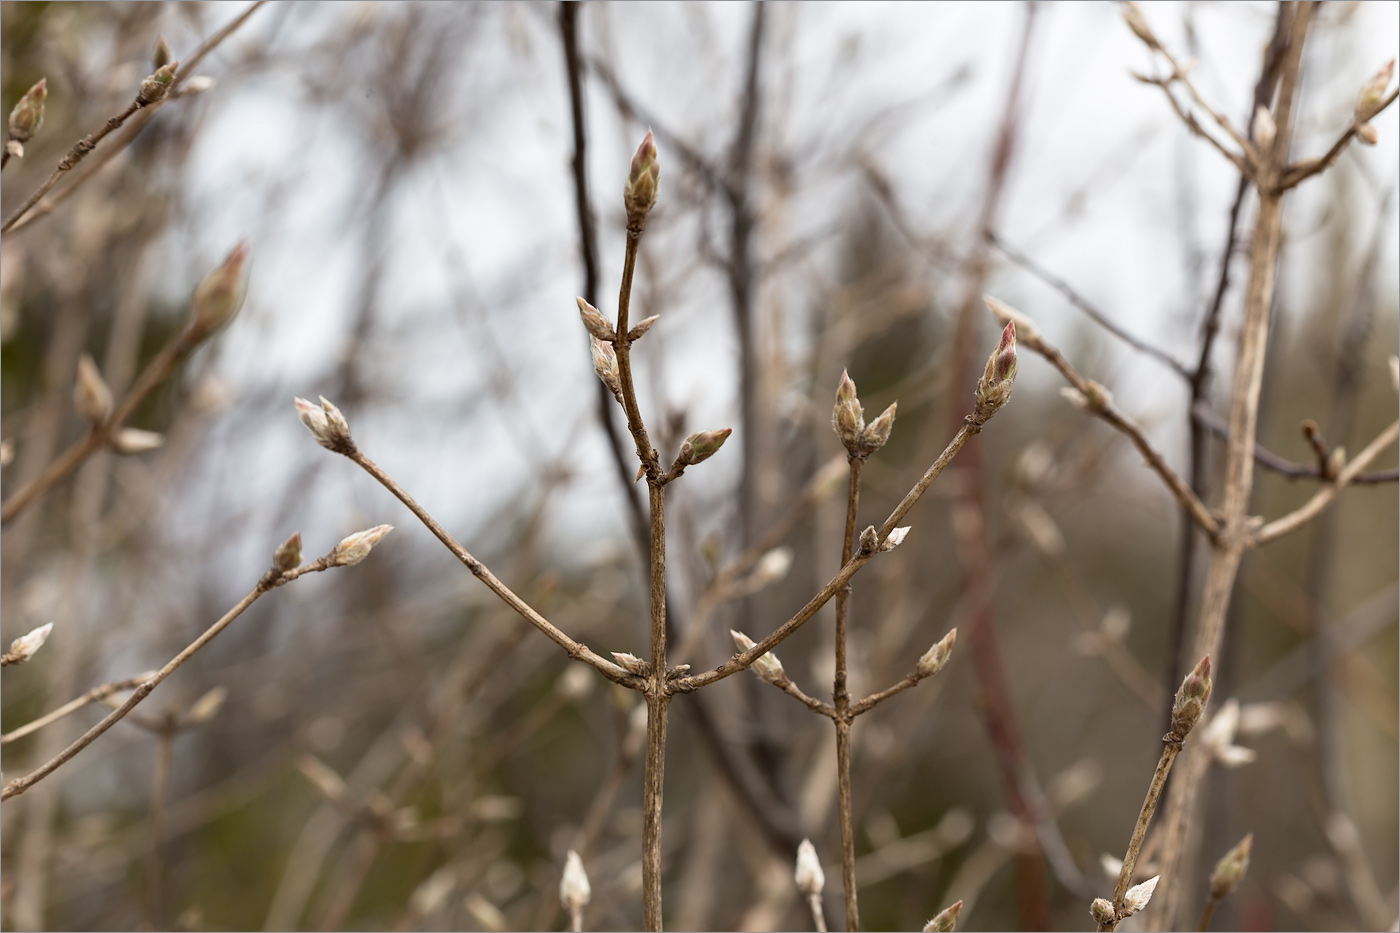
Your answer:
570,904 -> 585,933
1,674 -> 153,745
1098,739 -> 1182,932
1197,896 -> 1220,932
807,893 -> 828,933
833,458 -> 862,932
147,721 -> 175,931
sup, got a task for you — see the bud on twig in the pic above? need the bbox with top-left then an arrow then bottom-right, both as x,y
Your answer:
273,532 -> 303,573
923,900 -> 963,933
860,401 -> 897,456
560,849 -> 591,918
1170,654 -> 1212,737
330,524 -> 394,567
879,526 -> 910,552
1121,2 -> 1161,51
624,130 -> 660,224
138,61 -> 179,106
859,525 -> 879,554
590,336 -> 622,400
611,651 -> 650,677
190,241 -> 250,340
1209,833 -> 1253,899
731,629 -> 786,686
1121,875 -> 1159,917
2,622 -> 53,666
794,838 -> 824,897
109,428 -> 165,455
627,314 -> 660,341
1355,122 -> 1379,145
917,628 -> 957,678
183,685 -> 227,727
974,321 -> 1018,420
576,297 -> 614,341
677,428 -> 732,467
74,354 -> 113,424
7,78 -> 46,146
152,35 -> 174,70
1090,898 -> 1115,926
832,370 -> 865,455
1251,105 -> 1276,152
1355,59 -> 1395,124
295,396 -> 352,450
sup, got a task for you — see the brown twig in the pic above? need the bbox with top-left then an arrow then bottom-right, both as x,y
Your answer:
0,674 -> 153,745
1190,402 -> 1398,485
833,457 -> 862,932
1279,88 -> 1398,190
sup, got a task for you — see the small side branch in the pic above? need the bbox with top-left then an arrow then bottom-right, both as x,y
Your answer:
1,674 -> 153,745
1280,88 -> 1398,190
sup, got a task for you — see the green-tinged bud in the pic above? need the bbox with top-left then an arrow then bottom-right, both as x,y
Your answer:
184,685 -> 227,727
917,627 -> 957,678
590,336 -> 622,399
294,396 -> 352,450
611,651 -> 650,676
794,839 -> 824,897
832,369 -> 865,454
5,622 -> 53,665
73,354 -> 113,424
330,524 -> 394,566
560,850 -> 592,914
273,532 -> 303,573
859,524 -> 879,554
108,428 -> 164,455
1355,122 -> 1379,146
730,629 -> 786,686
1121,2 -> 1160,51
1209,833 -> 1253,899
624,130 -> 660,223
1355,59 -> 1395,124
677,427 -> 732,466
153,35 -> 173,70
923,900 -> 963,933
190,241 -> 250,339
8,78 -> 46,144
627,314 -> 660,341
879,526 -> 910,552
860,401 -> 897,456
1090,898 -> 1115,926
576,297 -> 614,341
974,321 -> 1018,420
1171,654 -> 1213,737
1251,105 -> 1276,152
1121,875 -> 1159,917
138,61 -> 180,106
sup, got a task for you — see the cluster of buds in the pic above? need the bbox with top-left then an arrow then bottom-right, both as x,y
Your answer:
1,622 -> 53,667
610,651 -> 650,677
675,427 -> 732,468
295,396 -> 353,451
6,77 -> 46,159
137,61 -> 179,107
730,629 -> 786,686
831,370 -> 897,459
624,130 -> 660,227
272,532 -> 303,574
73,354 -> 113,425
330,524 -> 394,567
1169,654 -> 1213,739
793,838 -> 824,898
974,321 -> 1019,422
916,628 -> 957,679
858,524 -> 909,555
1208,833 -> 1253,900
189,242 -> 251,343
1354,59 -> 1395,145
923,900 -> 963,933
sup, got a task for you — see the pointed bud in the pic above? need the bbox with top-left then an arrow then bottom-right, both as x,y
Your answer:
590,336 -> 622,399
832,370 -> 865,454
1209,833 -> 1253,899
917,628 -> 957,678
860,401 -> 897,456
138,61 -> 179,106
731,629 -> 786,686
677,428 -> 732,466
294,396 -> 352,450
560,849 -> 591,913
5,622 -> 53,665
1355,59 -> 1395,123
923,900 -> 963,932
190,241 -> 250,339
624,130 -> 660,222
1090,898 -> 1116,925
184,685 -> 227,727
611,651 -> 650,676
753,546 -> 793,585
331,524 -> 394,566
859,525 -> 879,554
108,428 -> 165,454
1355,122 -> 1379,145
576,297 -> 615,341
7,78 -> 46,144
152,35 -> 173,70
273,532 -> 303,573
880,526 -> 911,552
1122,2 -> 1160,51
1121,875 -> 1159,917
73,354 -> 113,424
627,314 -> 660,342
1171,654 -> 1212,736
975,322 -> 1018,420
794,839 -> 825,897
1252,105 -> 1276,152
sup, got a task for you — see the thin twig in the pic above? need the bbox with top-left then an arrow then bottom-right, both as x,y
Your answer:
1190,402 -> 1398,485
1279,88 -> 1399,190
0,674 -> 153,745
833,457 -> 861,932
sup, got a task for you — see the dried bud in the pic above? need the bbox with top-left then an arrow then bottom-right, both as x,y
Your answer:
611,651 -> 649,676
331,524 -> 394,566
627,314 -> 660,341
7,78 -> 46,144
184,685 -> 227,727
190,241 -> 250,339
590,336 -> 622,398
273,532 -> 303,573
880,526 -> 911,552
560,849 -> 592,913
974,321 -> 1018,420
1209,833 -> 1253,899
917,628 -> 957,678
730,629 -> 786,686
1252,105 -> 1277,152
108,428 -> 165,454
1090,898 -> 1116,925
1171,654 -> 1212,736
576,297 -> 614,341
923,900 -> 963,933
677,428 -> 732,466
294,396 -> 353,450
860,401 -> 897,456
859,525 -> 879,554
138,61 -> 179,106
1121,875 -> 1159,917
794,838 -> 824,897
73,354 -> 113,424
1355,58 -> 1395,123
5,622 -> 53,665
152,35 -> 173,70
1121,2 -> 1160,51
624,130 -> 660,222
832,370 -> 865,454
1355,122 -> 1379,145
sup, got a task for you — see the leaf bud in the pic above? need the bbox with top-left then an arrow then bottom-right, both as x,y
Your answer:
1090,898 -> 1116,926
879,526 -> 911,552
330,524 -> 394,567
5,622 -> 53,665
1121,875 -> 1159,917
611,651 -> 650,676
73,354 -> 113,424
831,370 -> 865,454
152,35 -> 173,70
108,428 -> 164,454
273,532 -> 303,573
677,427 -> 732,466
624,130 -> 660,223
923,900 -> 963,933
1355,122 -> 1379,145
917,628 -> 957,678
627,314 -> 660,342
974,321 -> 1018,420
559,849 -> 592,913
295,396 -> 353,450
1209,833 -> 1253,899
7,78 -> 46,144
730,629 -> 786,686
190,241 -> 250,340
860,401 -> 897,456
1170,654 -> 1213,737
590,336 -> 622,399
794,838 -> 825,897
138,61 -> 179,106
576,297 -> 614,341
